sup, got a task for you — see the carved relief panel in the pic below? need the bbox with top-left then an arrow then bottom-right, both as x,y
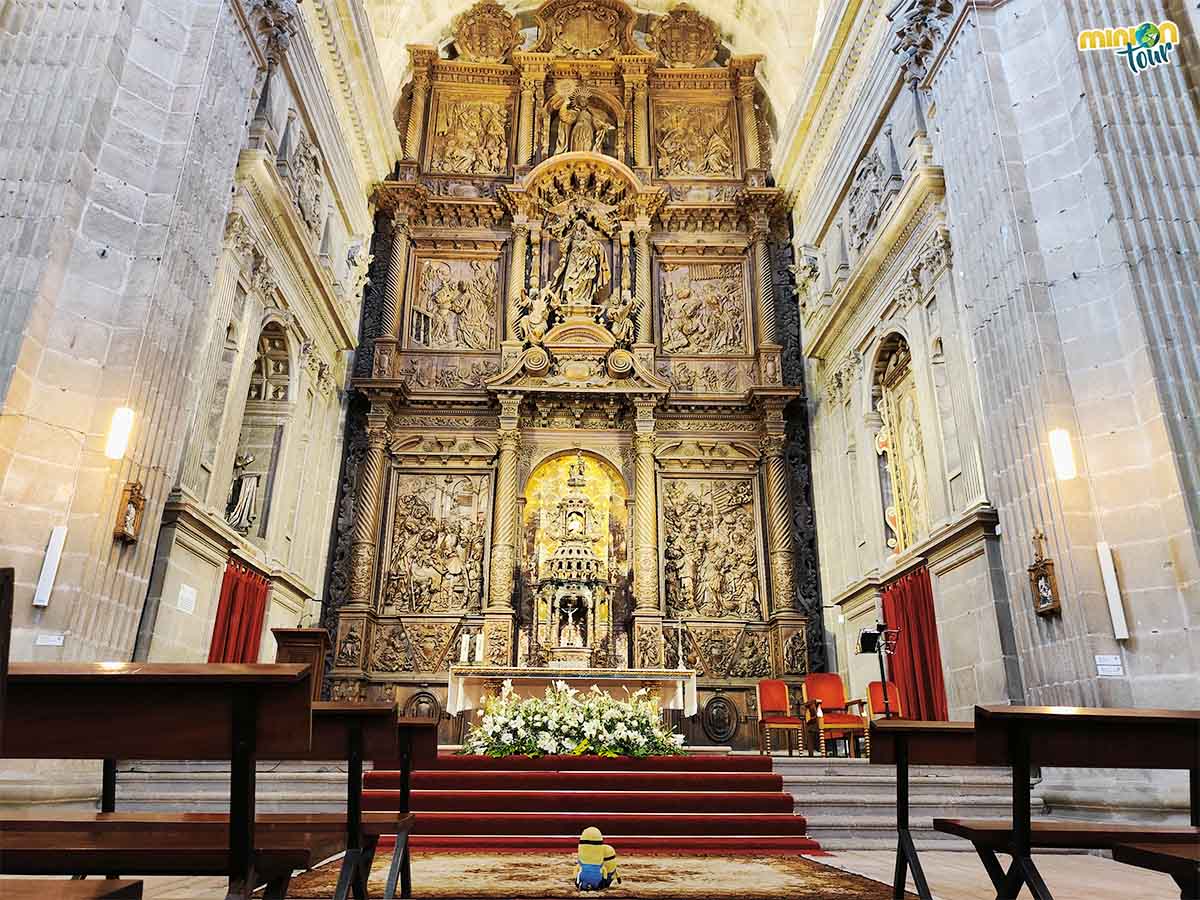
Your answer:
658,260 -> 750,356
428,93 -> 512,176
406,254 -> 501,352
653,100 -> 738,179
378,470 -> 493,614
659,475 -> 766,621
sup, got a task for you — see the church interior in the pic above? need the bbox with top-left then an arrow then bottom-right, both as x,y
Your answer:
0,0 -> 1197,898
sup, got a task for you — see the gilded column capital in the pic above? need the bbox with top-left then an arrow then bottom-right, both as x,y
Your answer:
366,426 -> 389,453
634,432 -> 657,456
760,434 -> 788,459
498,429 -> 522,454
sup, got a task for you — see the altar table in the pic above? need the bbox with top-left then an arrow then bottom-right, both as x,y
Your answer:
446,667 -> 699,718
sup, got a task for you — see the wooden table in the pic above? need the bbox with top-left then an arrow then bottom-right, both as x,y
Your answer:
870,720 -> 976,900
1112,842 -> 1200,898
3,663 -> 312,896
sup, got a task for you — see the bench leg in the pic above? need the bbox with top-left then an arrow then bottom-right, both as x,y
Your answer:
997,855 -> 1052,900
1172,870 -> 1199,900
333,848 -> 372,900
384,832 -> 409,900
891,829 -> 931,900
972,844 -> 1010,891
262,871 -> 293,900
225,867 -> 259,900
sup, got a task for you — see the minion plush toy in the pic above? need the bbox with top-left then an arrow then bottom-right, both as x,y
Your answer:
575,826 -> 621,891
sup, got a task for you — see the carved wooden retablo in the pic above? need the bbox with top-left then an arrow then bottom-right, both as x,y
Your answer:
328,0 -> 817,751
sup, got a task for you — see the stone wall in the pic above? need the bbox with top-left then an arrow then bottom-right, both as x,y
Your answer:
930,0 -> 1199,708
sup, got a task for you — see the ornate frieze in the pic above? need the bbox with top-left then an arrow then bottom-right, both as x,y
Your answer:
654,102 -> 736,179
394,354 -> 502,391
659,261 -> 748,355
662,477 -> 763,619
823,351 -> 863,405
380,472 -> 491,614
659,359 -> 756,395
532,0 -> 637,59
888,0 -> 956,84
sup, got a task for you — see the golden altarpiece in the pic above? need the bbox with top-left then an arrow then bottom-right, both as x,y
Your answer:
324,0 -> 821,748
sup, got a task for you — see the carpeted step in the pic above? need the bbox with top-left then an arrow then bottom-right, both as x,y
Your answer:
368,789 -> 794,814
421,754 -> 775,772
406,811 -> 810,836
369,770 -> 784,793
395,835 -> 824,853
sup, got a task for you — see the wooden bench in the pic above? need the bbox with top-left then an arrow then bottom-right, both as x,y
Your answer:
1112,842 -> 1199,898
870,719 -> 977,900
2,662 -> 314,899
0,880 -> 144,899
933,705 -> 1200,900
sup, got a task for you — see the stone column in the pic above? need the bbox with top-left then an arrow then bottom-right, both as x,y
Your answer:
487,395 -> 522,613
506,222 -> 529,340
761,409 -> 797,616
634,224 -> 653,344
752,221 -> 777,347
348,418 -> 389,608
404,69 -> 430,162
739,77 -> 762,171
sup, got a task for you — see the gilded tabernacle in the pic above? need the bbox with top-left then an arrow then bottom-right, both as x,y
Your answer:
326,0 -> 818,749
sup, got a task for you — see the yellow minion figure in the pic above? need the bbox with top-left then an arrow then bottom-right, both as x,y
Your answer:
575,826 -> 621,891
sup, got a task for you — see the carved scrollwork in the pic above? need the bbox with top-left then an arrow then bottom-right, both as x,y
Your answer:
452,0 -> 522,63
533,0 -> 636,58
649,4 -> 719,69
290,132 -> 326,237
847,151 -> 887,252
407,622 -> 459,672
888,0 -> 956,84
823,352 -> 863,405
405,690 -> 444,720
701,694 -> 740,743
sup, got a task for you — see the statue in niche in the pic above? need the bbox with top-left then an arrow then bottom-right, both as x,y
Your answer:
336,625 -> 362,666
655,104 -> 735,178
660,263 -> 746,355
225,453 -> 260,535
383,474 -> 490,613
410,259 -> 498,351
548,218 -> 611,311
875,342 -> 928,553
663,479 -> 761,620
558,599 -> 586,647
548,81 -> 614,157
291,133 -> 325,234
515,288 -> 550,346
431,98 -> 509,175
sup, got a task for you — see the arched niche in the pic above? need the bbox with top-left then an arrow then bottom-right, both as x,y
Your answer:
870,332 -> 929,555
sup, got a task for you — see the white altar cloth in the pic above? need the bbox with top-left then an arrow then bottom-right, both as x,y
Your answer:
446,666 -> 699,717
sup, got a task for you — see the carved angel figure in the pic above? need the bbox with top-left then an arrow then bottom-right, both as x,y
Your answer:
605,289 -> 637,346
548,218 -> 611,310
516,287 -> 551,346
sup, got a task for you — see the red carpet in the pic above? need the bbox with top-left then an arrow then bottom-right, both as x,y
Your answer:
365,754 -> 819,853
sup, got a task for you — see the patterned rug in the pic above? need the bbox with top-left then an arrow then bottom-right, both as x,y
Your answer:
279,851 -> 910,899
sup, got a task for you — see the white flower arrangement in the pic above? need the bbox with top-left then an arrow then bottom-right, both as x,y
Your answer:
461,680 -> 686,758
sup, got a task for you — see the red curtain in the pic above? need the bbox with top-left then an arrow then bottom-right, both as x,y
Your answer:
208,561 -> 271,663
881,565 -> 949,721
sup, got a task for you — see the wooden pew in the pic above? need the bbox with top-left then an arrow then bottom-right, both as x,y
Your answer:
1112,842 -> 1199,898
934,705 -> 1200,900
869,719 -> 976,900
1,663 -> 313,898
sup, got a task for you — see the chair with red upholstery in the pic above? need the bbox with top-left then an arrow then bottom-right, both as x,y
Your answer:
867,680 -> 904,719
756,679 -> 805,756
801,672 -> 868,757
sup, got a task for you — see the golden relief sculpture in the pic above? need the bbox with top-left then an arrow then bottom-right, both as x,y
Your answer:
648,3 -> 719,68
430,98 -> 509,175
660,262 -> 747,355
549,217 -> 611,309
654,103 -> 735,178
410,258 -> 499,351
546,81 -> 617,158
874,342 -> 928,553
452,0 -> 521,63
663,478 -> 762,620
382,473 -> 491,613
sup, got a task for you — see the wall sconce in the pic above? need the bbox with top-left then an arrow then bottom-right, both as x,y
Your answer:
1049,429 -> 1077,481
105,407 -> 135,460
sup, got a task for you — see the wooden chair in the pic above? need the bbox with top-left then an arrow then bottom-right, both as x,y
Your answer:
867,680 -> 903,719
802,672 -> 868,757
756,679 -> 805,755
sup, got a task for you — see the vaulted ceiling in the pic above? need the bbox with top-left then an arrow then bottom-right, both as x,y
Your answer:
364,0 -> 824,128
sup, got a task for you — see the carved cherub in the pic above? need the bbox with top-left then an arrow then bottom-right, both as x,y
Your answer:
605,289 -> 637,347
516,287 -> 551,346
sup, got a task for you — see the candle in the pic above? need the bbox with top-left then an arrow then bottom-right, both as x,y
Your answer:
677,626 -> 684,670
474,631 -> 485,663
459,632 -> 471,664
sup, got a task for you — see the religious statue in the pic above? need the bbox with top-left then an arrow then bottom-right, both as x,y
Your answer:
603,290 -> 637,346
516,287 -> 551,346
225,453 -> 260,535
548,81 -> 614,157
337,625 -> 362,666
547,219 -> 611,311
559,600 -> 585,647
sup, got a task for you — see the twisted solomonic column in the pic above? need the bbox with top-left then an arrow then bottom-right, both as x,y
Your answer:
405,70 -> 430,162
507,224 -> 529,340
379,215 -> 411,340
753,224 -> 778,347
740,78 -> 762,171
348,425 -> 389,607
517,77 -> 537,166
487,422 -> 521,612
634,226 -> 652,343
761,433 -> 797,614
634,81 -> 650,169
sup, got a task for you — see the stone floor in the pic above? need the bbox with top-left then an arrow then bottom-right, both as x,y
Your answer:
12,851 -> 1178,899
